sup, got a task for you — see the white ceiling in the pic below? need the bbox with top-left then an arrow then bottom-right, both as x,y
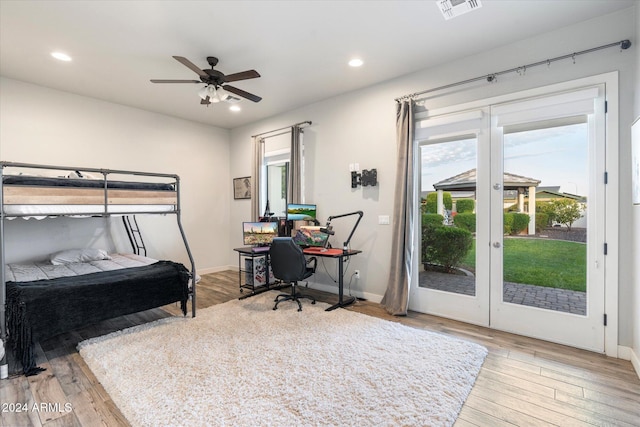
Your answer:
0,0 -> 635,130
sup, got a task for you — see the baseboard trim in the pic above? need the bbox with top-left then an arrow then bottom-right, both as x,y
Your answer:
617,345 -> 640,379
198,266 -> 233,275
305,280 -> 383,304
630,347 -> 640,379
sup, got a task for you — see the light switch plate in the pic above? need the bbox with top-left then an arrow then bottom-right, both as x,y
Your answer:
378,215 -> 390,225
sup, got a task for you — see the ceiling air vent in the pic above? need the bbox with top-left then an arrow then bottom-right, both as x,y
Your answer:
437,0 -> 482,20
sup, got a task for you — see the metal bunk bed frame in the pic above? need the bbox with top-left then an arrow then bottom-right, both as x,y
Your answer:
0,161 -> 197,377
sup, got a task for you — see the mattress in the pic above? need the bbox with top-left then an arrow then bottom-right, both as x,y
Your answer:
3,204 -> 175,219
4,253 -> 158,282
2,175 -> 177,218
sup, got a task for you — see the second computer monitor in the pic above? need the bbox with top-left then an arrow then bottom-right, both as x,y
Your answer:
286,203 -> 317,221
242,221 -> 279,246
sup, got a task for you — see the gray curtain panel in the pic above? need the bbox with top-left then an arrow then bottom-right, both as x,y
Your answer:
251,136 -> 264,221
288,126 -> 303,204
381,100 -> 416,316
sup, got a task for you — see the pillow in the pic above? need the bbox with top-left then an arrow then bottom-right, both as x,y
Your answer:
50,248 -> 111,265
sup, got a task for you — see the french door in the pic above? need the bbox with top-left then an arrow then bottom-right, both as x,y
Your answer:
409,77 -> 615,353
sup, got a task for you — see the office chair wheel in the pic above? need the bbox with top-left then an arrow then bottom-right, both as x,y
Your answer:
312,301 -> 316,304
273,306 -> 277,310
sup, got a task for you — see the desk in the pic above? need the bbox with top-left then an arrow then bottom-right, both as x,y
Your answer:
233,247 -> 286,299
303,248 -> 362,311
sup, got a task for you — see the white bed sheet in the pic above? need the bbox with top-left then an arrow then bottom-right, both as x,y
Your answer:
5,253 -> 158,282
4,204 -> 175,220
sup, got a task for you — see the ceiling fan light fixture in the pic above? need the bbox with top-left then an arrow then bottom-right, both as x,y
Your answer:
154,55 -> 261,105
212,87 -> 229,103
198,85 -> 211,100
198,85 -> 229,103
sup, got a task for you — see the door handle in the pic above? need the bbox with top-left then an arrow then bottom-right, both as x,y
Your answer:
492,242 -> 501,248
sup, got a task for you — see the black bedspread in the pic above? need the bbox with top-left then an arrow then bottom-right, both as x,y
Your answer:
6,261 -> 190,375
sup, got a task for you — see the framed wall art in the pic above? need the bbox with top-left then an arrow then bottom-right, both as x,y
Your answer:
233,176 -> 251,200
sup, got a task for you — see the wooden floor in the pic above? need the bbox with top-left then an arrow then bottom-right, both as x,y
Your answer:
1,270 -> 639,426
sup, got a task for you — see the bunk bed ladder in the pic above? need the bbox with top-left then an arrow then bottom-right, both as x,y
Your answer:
123,215 -> 147,256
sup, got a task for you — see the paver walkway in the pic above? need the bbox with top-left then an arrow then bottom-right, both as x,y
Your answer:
419,270 -> 586,315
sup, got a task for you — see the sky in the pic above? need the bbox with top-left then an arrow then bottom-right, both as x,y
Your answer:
420,122 -> 589,197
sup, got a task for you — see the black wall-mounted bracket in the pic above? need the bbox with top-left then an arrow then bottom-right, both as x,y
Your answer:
351,168 -> 377,188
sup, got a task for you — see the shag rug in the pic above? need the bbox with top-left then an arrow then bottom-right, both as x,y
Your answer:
78,292 -> 487,427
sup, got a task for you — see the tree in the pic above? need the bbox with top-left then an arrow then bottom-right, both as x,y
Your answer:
549,198 -> 584,231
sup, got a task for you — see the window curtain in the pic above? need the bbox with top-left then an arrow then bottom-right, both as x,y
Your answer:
251,136 -> 264,221
287,126 -> 303,204
380,100 -> 416,315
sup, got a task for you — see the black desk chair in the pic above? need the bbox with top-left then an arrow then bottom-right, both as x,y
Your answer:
269,237 -> 317,311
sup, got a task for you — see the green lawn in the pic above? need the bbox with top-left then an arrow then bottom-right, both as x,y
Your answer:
460,238 -> 586,292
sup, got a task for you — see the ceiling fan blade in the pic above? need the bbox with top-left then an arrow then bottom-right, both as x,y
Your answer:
223,70 -> 260,83
172,56 -> 208,78
223,85 -> 262,102
150,79 -> 201,83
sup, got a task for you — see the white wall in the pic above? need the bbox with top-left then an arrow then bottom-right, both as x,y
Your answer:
0,78 -> 231,273
230,7 -> 638,347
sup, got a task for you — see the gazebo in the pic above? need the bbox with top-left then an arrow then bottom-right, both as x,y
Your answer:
431,168 -> 541,235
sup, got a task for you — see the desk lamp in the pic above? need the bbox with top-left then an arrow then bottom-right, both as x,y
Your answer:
320,211 -> 363,253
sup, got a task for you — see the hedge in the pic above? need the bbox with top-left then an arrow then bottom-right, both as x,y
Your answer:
455,199 -> 475,213
504,212 -> 530,235
424,192 -> 452,214
453,212 -> 475,232
422,225 -> 473,271
422,213 -> 445,228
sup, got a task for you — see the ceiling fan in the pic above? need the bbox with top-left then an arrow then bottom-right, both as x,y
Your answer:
151,56 -> 262,105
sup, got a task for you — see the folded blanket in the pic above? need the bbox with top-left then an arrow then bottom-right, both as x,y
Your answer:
7,261 -> 190,375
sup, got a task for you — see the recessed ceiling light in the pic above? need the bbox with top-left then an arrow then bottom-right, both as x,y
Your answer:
229,105 -> 241,112
51,52 -> 72,62
348,58 -> 363,67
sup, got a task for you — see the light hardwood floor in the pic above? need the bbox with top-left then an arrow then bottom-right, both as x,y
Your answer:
1,270 -> 639,426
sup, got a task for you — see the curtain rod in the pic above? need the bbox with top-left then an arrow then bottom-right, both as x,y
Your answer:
252,120 -> 312,138
395,39 -> 631,103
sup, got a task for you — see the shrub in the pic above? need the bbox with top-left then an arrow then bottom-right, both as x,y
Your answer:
511,213 -> 530,235
535,212 -> 549,232
537,201 -> 556,226
456,199 -> 475,213
422,213 -> 444,228
453,212 -> 476,232
424,192 -> 452,214
503,213 -> 514,235
422,226 -> 473,272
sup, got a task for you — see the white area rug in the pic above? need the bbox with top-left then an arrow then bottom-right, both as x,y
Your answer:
78,292 -> 487,427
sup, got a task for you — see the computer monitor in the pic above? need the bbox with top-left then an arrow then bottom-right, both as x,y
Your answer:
286,203 -> 317,221
242,222 -> 279,246
292,226 -> 330,247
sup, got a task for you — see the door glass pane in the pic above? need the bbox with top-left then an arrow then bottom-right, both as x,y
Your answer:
502,121 -> 588,315
266,163 -> 288,218
419,137 -> 477,296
